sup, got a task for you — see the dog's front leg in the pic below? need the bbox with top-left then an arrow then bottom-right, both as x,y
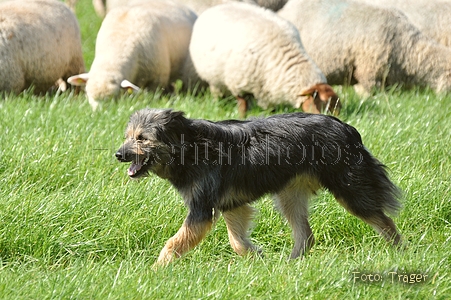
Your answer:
223,204 -> 262,256
155,212 -> 215,266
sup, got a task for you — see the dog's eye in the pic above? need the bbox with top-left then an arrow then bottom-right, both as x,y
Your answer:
137,134 -> 144,141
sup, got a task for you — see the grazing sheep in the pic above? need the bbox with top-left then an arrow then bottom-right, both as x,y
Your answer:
355,0 -> 451,48
253,0 -> 288,11
0,0 -> 85,94
189,2 -> 340,117
68,0 -> 197,110
179,0 -> 289,14
93,0 -> 288,17
278,0 -> 451,95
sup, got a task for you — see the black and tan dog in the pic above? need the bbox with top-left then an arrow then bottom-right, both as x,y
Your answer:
116,108 -> 402,266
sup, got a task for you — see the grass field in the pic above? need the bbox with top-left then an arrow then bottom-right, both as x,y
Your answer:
0,0 -> 450,298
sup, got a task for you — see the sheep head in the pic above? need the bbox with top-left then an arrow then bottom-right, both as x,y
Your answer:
300,83 -> 341,115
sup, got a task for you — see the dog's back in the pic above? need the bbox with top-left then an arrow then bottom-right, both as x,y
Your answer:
191,112 -> 401,215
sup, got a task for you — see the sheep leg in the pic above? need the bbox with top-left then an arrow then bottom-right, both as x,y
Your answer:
237,96 -> 248,119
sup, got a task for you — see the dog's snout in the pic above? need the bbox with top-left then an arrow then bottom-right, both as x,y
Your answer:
115,148 -> 129,162
115,150 -> 124,160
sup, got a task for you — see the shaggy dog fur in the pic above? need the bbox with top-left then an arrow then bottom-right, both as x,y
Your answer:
115,108 -> 402,266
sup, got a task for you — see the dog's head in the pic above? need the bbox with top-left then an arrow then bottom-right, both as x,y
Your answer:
115,108 -> 187,179
300,83 -> 341,115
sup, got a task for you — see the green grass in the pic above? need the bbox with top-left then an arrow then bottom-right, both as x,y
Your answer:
0,0 -> 450,298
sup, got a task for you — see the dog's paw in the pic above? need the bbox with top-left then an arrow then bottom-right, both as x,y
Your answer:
154,246 -> 177,267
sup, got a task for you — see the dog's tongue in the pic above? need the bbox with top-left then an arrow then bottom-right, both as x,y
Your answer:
128,163 -> 142,176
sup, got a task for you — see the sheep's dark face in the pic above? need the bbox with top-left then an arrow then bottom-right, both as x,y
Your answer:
300,83 -> 341,115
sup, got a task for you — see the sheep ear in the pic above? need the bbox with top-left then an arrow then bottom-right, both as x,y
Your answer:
67,73 -> 89,86
121,80 -> 140,94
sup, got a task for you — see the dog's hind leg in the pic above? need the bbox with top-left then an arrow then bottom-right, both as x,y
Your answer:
331,179 -> 402,246
336,197 -> 402,246
222,204 -> 261,256
311,138 -> 403,247
274,177 -> 318,259
156,211 -> 218,266
363,212 -> 401,245
327,162 -> 402,246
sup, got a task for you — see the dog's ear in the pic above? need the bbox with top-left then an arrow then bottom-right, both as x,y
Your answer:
155,109 -> 186,127
164,110 -> 185,124
130,109 -> 185,126
152,109 -> 191,144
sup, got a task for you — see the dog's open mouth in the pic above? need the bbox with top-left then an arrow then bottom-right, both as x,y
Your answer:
128,157 -> 150,177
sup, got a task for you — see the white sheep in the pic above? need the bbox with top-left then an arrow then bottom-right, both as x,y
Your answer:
278,0 -> 451,95
188,2 -> 340,117
92,0 -> 288,17
0,0 -> 85,94
355,0 -> 451,48
179,0 -> 289,14
68,0 -> 197,110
